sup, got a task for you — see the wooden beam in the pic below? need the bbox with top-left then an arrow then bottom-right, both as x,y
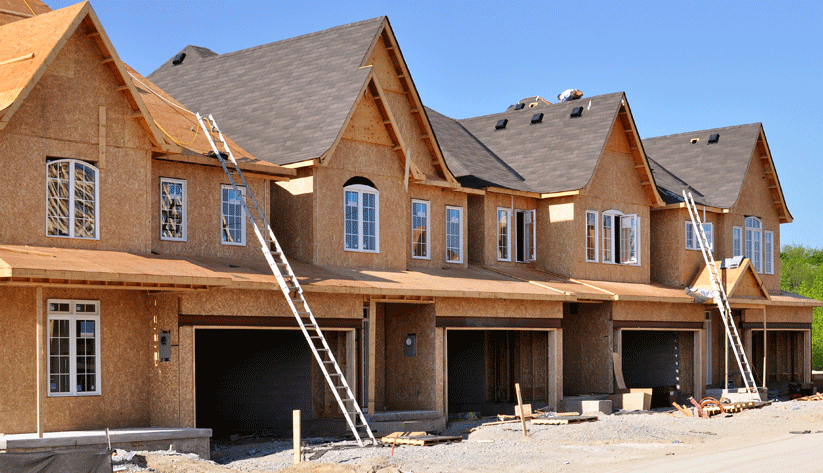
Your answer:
130,110 -> 143,118
100,57 -> 114,64
98,106 -> 106,169
368,299 -> 377,413
115,85 -> 129,92
87,31 -> 101,38
0,8 -> 32,18
0,53 -> 34,67
36,286 -> 43,438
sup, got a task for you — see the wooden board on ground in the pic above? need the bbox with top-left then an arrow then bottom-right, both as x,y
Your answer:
795,393 -> 823,401
532,415 -> 598,425
381,432 -> 462,446
613,352 -> 627,390
515,404 -> 532,419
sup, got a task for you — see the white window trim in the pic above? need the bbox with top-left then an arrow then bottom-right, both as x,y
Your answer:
602,210 -> 640,266
220,184 -> 246,246
343,184 -> 380,253
586,210 -> 599,262
764,230 -> 774,275
45,158 -> 100,240
497,207 -> 512,262
515,209 -> 536,263
411,199 -> 430,260
160,177 -> 187,242
445,206 -> 463,264
47,299 -> 101,397
745,216 -> 763,273
733,226 -> 743,257
685,221 -> 713,251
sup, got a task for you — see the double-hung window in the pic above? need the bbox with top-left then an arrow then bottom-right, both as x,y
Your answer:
685,222 -> 713,250
48,300 -> 100,396
515,210 -> 536,262
221,185 -> 246,246
445,206 -> 463,264
160,178 -> 186,241
585,210 -> 598,262
733,226 -> 743,257
497,208 -> 511,261
411,199 -> 430,259
46,159 -> 99,239
745,217 -> 762,272
764,230 -> 774,274
602,210 -> 640,265
344,184 -> 379,252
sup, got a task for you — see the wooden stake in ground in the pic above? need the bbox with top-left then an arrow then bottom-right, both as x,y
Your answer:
515,383 -> 528,437
293,410 -> 301,464
672,402 -> 693,417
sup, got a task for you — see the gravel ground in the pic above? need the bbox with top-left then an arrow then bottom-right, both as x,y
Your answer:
120,400 -> 823,473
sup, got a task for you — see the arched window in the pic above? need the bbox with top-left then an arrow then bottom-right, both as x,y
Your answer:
344,180 -> 379,252
601,210 -> 639,265
745,216 -> 762,273
46,159 -> 99,239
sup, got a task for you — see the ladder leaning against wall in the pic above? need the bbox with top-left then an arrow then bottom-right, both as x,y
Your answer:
197,113 -> 377,446
683,191 -> 760,401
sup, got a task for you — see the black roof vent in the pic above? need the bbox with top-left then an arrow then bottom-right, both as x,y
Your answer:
172,52 -> 186,66
531,112 -> 544,124
708,133 -> 720,144
514,103 -> 525,110
495,119 -> 508,130
570,107 -> 584,118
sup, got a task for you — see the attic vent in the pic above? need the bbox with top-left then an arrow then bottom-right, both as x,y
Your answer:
531,113 -> 544,124
708,133 -> 720,144
529,102 -> 538,108
570,107 -> 583,118
514,103 -> 525,110
495,119 -> 508,130
690,138 -> 700,144
172,53 -> 186,66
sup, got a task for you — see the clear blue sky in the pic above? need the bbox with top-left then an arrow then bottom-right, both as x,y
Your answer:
51,1 -> 823,249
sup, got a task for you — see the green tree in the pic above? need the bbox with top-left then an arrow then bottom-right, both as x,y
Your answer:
780,244 -> 823,370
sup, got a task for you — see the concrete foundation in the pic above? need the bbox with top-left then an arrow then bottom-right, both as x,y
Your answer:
560,396 -> 612,414
365,410 -> 446,437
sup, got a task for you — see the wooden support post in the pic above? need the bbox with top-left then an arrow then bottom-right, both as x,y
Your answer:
36,287 -> 43,438
763,307 -> 768,388
515,383 -> 527,437
293,410 -> 301,464
725,325 -> 729,390
367,300 -> 377,414
98,106 -> 106,169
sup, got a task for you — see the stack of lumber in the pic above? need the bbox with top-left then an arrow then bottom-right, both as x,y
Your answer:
381,431 -> 462,446
794,393 -> 823,401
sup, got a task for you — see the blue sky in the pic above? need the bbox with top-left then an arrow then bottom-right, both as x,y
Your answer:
51,1 -> 823,249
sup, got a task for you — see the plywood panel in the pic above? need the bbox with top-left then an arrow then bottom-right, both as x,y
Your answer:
179,290 -> 360,320
384,304 -> 435,411
436,297 -> 562,319
612,301 -> 705,323
272,170 -> 314,263
148,293 -> 180,427
406,184 -> 468,268
563,302 -> 612,395
0,287 -> 38,434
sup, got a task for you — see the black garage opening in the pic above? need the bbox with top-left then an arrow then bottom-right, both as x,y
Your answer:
622,330 -> 696,407
195,329 -> 311,439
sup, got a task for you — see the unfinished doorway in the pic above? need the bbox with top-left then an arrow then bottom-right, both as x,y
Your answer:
447,330 -> 549,416
621,330 -> 695,406
195,329 -> 311,439
752,330 -> 806,384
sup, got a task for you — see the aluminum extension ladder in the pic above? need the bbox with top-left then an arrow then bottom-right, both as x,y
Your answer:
197,113 -> 377,446
684,191 -> 760,401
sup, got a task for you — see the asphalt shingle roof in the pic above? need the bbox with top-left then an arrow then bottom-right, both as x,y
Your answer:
148,17 -> 385,166
429,92 -> 626,194
643,123 -> 762,208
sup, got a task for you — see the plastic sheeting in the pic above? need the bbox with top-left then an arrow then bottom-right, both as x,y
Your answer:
0,448 -> 112,473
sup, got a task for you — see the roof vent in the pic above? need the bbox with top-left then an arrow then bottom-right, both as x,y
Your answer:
495,119 -> 508,130
529,102 -> 538,108
690,137 -> 700,144
570,107 -> 583,118
708,133 -> 720,144
172,52 -> 186,65
514,103 -> 525,110
531,113 -> 544,124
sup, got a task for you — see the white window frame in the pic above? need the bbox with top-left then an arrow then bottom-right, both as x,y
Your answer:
47,299 -> 101,397
411,199 -> 430,260
602,210 -> 640,266
733,226 -> 743,257
344,184 -> 379,253
46,158 -> 100,240
685,221 -> 713,251
160,177 -> 187,241
745,216 -> 762,273
445,206 -> 463,264
497,207 -> 512,262
220,184 -> 246,246
515,209 -> 536,263
764,230 -> 774,275
586,210 -> 599,262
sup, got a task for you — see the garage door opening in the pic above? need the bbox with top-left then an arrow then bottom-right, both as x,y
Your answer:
195,329 -> 311,439
621,330 -> 694,407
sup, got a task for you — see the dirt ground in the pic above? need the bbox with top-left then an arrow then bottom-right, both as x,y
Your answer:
128,399 -> 823,473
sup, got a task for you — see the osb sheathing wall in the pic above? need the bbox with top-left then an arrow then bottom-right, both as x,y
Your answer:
467,194 -> 486,264
0,25 -> 153,252
0,287 -> 154,434
562,302 -> 613,395
179,290 -> 360,319
152,160 -> 269,260
743,305 -> 813,325
650,209 -> 683,286
407,184 -> 468,268
612,301 -> 705,323
147,292 -> 180,427
383,304 -> 436,411
272,168 -> 314,263
436,297 -> 562,319
475,192 -> 538,267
